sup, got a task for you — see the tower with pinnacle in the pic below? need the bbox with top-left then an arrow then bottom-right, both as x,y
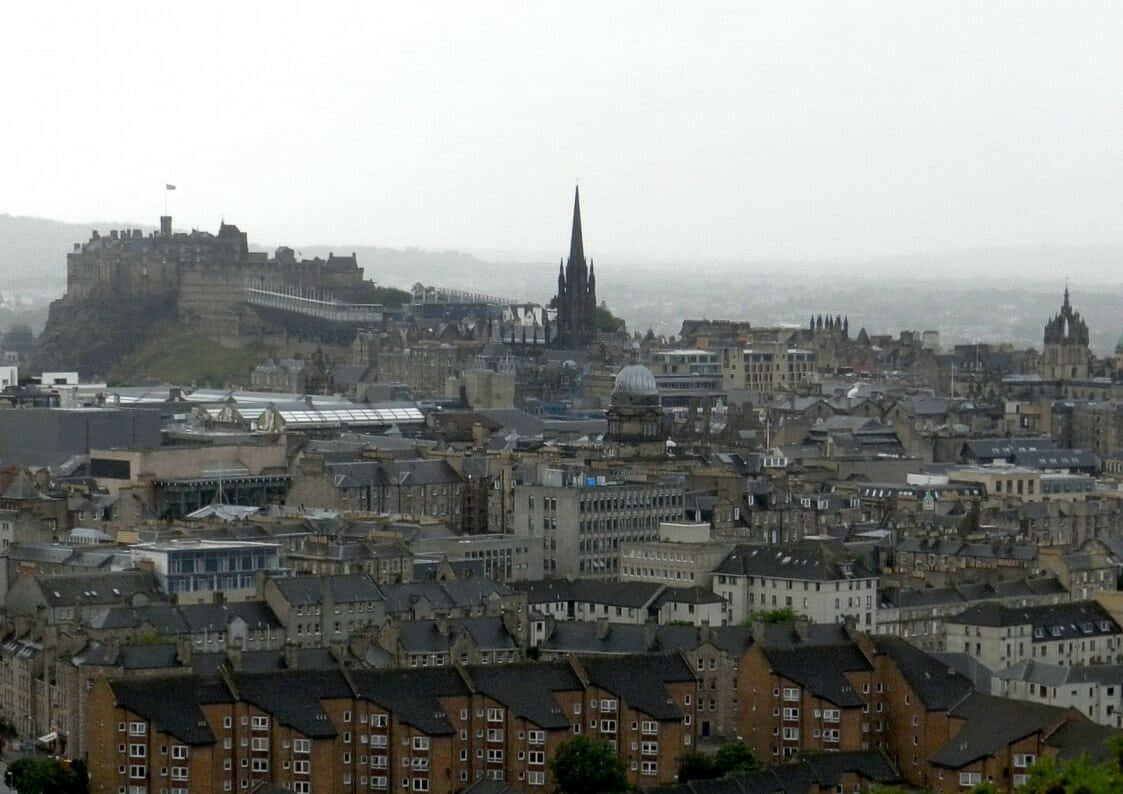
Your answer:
1039,285 -> 1091,380
552,186 -> 598,348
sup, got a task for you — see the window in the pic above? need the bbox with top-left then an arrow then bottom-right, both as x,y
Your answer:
487,728 -> 503,742
487,707 -> 504,722
370,756 -> 387,770
251,716 -> 270,730
372,715 -> 388,728
528,729 -> 545,744
528,750 -> 545,765
128,744 -> 145,758
171,767 -> 189,780
251,737 -> 269,752
128,766 -> 146,779
487,749 -> 504,762
640,721 -> 658,735
782,727 -> 799,741
641,742 -> 658,755
823,709 -> 841,722
293,739 -> 311,754
129,722 -> 146,736
373,776 -> 389,789
224,716 -> 233,729
959,772 -> 981,787
600,699 -> 618,712
344,710 -> 352,723
171,746 -> 188,761
294,784 -> 311,794
783,707 -> 799,721
411,779 -> 429,792
641,761 -> 658,776
782,687 -> 800,701
600,720 -> 617,733
412,737 -> 430,751
251,759 -> 269,773
528,771 -> 545,786
1014,753 -> 1036,768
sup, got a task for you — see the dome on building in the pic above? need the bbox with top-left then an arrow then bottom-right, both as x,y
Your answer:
612,364 -> 658,397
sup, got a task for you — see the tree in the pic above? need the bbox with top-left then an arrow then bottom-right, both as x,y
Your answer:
713,740 -> 758,774
743,607 -> 800,625
4,756 -> 87,794
549,735 -> 628,794
677,741 -> 758,783
677,751 -> 717,782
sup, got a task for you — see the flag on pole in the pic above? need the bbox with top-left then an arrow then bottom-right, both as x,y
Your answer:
166,184 -> 176,191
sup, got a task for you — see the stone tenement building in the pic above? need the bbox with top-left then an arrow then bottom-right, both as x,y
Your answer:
64,216 -> 369,339
552,186 -> 598,348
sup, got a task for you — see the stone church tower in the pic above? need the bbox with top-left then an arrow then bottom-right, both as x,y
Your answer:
553,186 -> 597,347
1040,286 -> 1091,380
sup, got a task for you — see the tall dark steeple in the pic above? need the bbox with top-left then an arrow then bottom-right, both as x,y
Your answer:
552,185 -> 598,348
569,186 -> 584,265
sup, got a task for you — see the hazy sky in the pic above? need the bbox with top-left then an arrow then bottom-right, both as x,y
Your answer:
3,2 -> 1122,261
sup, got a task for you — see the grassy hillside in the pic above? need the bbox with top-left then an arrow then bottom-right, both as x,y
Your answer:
108,327 -> 264,388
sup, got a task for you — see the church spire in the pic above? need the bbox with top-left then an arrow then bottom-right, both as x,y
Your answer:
569,185 -> 584,265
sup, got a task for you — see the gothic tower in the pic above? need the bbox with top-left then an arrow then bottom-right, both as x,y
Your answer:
552,186 -> 598,347
1040,285 -> 1091,380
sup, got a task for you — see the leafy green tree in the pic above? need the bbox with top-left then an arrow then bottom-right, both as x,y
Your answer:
713,740 -> 758,774
677,751 -> 717,782
1015,753 -> 1123,793
967,782 -> 1001,794
4,756 -> 87,794
743,607 -> 800,624
549,735 -> 628,794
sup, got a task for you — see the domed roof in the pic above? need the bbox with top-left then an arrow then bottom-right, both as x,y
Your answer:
613,364 -> 658,397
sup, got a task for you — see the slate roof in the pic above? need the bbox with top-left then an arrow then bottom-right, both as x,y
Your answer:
272,574 -> 384,606
233,670 -> 353,738
119,644 -> 181,670
180,601 -> 283,633
92,604 -> 190,634
650,586 -> 724,608
516,579 -> 665,608
467,662 -> 581,729
111,675 -> 233,745
36,570 -> 162,607
351,667 -> 467,734
542,622 -> 650,655
581,653 -> 695,721
929,692 -> 1070,768
763,643 -> 871,707
873,636 -> 975,710
715,541 -> 873,581
382,579 -> 510,614
963,437 -> 1057,461
946,600 -> 1120,641
1045,719 -> 1121,763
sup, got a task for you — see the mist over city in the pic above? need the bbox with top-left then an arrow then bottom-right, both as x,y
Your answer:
1,4 -> 1123,794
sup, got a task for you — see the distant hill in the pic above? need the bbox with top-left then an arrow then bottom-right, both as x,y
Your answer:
0,213 -> 149,289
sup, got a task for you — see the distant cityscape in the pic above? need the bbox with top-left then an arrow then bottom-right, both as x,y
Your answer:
0,188 -> 1121,794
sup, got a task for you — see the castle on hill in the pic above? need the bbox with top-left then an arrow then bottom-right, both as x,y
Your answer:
64,215 -> 370,339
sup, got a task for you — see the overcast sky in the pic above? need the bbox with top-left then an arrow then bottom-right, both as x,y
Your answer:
3,2 -> 1121,262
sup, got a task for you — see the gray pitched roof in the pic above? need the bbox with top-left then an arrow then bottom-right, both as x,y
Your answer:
929,692 -> 1070,768
36,570 -> 162,607
763,643 -> 871,708
233,670 -> 353,738
110,675 -> 233,745
467,662 -> 581,729
581,653 -> 695,721
873,636 -> 975,710
946,599 -> 1120,641
715,541 -> 873,581
351,667 -> 468,734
